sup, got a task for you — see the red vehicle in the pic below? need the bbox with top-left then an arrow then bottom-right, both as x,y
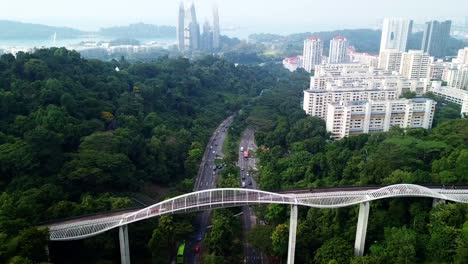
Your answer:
194,244 -> 200,254
243,150 -> 249,159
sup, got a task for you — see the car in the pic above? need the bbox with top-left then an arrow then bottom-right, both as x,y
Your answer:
215,143 -> 218,146
241,168 -> 244,171
241,181 -> 246,188
248,180 -> 252,185
212,150 -> 215,154
242,175 -> 245,180
194,244 -> 200,254
246,172 -> 250,176
196,232 -> 203,241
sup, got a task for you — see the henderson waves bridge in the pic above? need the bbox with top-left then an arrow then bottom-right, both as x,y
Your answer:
47,184 -> 468,264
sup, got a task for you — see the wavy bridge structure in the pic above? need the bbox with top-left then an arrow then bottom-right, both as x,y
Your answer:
47,184 -> 468,264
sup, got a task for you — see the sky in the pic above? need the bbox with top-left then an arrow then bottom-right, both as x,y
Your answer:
2,0 -> 468,36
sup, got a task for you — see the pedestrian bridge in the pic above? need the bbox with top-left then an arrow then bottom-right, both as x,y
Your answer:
47,184 -> 468,263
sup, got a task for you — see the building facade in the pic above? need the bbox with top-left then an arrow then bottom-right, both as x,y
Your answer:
177,2 -> 220,53
378,49 -> 402,72
380,18 -> 413,52
399,50 -> 431,79
443,65 -> 468,90
421,20 -> 452,58
212,4 -> 220,50
454,47 -> 468,64
430,81 -> 468,116
326,98 -> 436,139
303,36 -> 323,72
328,36 -> 349,64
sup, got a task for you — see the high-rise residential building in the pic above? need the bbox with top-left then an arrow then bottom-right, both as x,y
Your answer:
380,18 -> 413,52
454,47 -> 468,64
303,88 -> 400,119
188,3 -> 200,50
178,2 -> 220,53
326,98 -> 436,139
178,2 -> 201,52
328,36 -> 348,64
444,65 -> 468,90
201,21 -> 214,52
399,50 -> 431,79
427,59 -> 447,80
378,49 -> 402,72
177,2 -> 185,51
421,20 -> 452,58
302,36 -> 323,72
213,4 -> 220,50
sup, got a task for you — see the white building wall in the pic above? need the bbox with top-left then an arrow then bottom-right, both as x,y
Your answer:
380,18 -> 413,52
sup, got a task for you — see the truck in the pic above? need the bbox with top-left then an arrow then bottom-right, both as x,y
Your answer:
243,150 -> 249,159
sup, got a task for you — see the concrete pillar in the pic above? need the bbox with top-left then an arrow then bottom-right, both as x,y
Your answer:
287,205 -> 298,264
119,225 -> 130,264
432,198 -> 446,208
354,202 -> 370,256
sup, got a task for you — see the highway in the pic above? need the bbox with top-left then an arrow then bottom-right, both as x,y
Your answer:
186,116 -> 234,264
238,128 -> 263,263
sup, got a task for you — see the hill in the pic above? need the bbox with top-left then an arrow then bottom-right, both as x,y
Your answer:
98,23 -> 176,39
0,20 -> 83,39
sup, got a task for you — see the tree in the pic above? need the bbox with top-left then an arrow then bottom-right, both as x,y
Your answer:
15,228 -> 49,263
247,225 -> 274,255
271,224 -> 289,257
314,237 -> 353,264
369,227 -> 417,264
148,216 -> 193,263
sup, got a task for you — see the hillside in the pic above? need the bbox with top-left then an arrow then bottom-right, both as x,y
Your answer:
98,23 -> 176,39
0,20 -> 83,39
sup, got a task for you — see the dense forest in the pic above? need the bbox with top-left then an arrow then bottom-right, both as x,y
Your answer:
228,67 -> 468,263
0,49 -> 283,263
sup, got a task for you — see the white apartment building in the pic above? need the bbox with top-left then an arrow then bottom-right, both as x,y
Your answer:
310,63 -> 428,95
380,18 -> 413,52
427,59 -> 447,80
430,81 -> 468,116
399,50 -> 431,79
303,88 -> 399,119
326,98 -> 436,139
443,65 -> 468,90
303,36 -> 323,72
453,47 -> 468,64
329,36 -> 349,64
378,49 -> 402,72
348,49 -> 379,67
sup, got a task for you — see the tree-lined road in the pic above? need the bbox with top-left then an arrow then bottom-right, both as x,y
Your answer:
238,128 -> 263,263
186,116 -> 234,264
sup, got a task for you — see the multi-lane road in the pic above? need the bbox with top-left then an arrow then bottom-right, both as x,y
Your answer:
186,116 -> 234,264
238,128 -> 263,263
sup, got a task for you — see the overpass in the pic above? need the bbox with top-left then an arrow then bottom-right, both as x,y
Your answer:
47,184 -> 468,264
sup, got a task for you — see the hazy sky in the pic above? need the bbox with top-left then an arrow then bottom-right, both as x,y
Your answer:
2,0 -> 468,36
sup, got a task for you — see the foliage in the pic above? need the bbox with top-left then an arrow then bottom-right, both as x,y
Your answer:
313,237 -> 353,264
0,49 -> 284,262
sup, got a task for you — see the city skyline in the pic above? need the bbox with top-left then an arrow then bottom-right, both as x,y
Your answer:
1,0 -> 467,36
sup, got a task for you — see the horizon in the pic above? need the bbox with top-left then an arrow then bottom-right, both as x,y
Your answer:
1,0 -> 467,37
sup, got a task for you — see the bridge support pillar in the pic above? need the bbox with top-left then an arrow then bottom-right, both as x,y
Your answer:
119,225 -> 130,264
432,198 -> 445,208
287,205 -> 298,264
354,202 -> 370,256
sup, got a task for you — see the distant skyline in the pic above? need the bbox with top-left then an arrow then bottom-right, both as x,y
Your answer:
2,0 -> 468,37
